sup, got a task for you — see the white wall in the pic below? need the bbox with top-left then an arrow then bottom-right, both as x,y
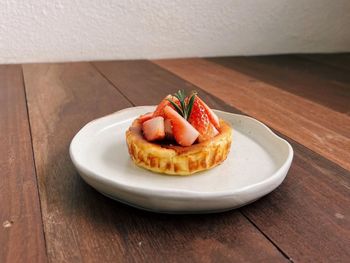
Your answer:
1,0 -> 350,63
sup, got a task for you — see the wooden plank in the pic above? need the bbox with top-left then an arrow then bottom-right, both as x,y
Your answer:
208,55 -> 350,115
299,53 -> 350,71
0,65 -> 47,263
96,60 -> 350,262
22,62 -> 131,262
153,58 -> 350,171
93,60 -> 192,105
23,62 -> 287,262
93,60 -> 233,108
242,140 -> 350,263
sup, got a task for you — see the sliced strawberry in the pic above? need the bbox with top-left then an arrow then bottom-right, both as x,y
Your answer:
153,95 -> 180,118
188,96 -> 220,142
142,116 -> 165,141
188,97 -> 210,137
138,112 -> 154,123
153,95 -> 171,117
163,106 -> 199,146
196,96 -> 220,130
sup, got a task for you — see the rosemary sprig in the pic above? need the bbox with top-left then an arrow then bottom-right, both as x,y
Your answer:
167,90 -> 197,120
167,99 -> 183,116
186,92 -> 196,119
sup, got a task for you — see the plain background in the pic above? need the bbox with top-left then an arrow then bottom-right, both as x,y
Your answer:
1,0 -> 350,63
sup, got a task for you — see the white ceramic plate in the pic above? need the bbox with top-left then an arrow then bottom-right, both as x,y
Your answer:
70,106 -> 293,213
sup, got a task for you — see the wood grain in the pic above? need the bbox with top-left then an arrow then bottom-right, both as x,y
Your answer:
153,58 -> 350,171
208,55 -> 350,115
22,62 -> 131,262
242,140 -> 350,262
96,60 -> 350,262
0,65 -> 47,263
23,62 -> 287,262
299,53 -> 350,71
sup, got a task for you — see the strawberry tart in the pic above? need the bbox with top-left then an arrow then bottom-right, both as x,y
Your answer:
126,90 -> 232,175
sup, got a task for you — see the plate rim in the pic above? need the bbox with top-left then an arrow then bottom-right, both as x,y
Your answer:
70,106 -> 293,199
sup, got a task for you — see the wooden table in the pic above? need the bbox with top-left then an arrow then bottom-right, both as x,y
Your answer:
1,54 -> 350,263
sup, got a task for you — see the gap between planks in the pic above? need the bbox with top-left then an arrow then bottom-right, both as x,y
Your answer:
0,65 -> 47,263
20,65 -> 49,262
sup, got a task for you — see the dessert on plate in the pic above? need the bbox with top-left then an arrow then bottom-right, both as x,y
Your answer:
126,90 -> 232,175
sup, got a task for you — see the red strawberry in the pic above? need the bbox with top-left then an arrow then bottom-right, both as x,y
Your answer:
153,95 -> 180,118
196,96 -> 220,130
188,97 -> 210,139
142,116 -> 165,141
188,96 -> 220,142
163,106 -> 199,146
138,112 -> 154,123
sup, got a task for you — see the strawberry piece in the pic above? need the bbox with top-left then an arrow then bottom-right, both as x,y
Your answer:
163,106 -> 199,146
142,116 -> 165,141
153,95 -> 180,118
138,112 -> 154,123
196,96 -> 220,130
188,96 -> 220,142
188,97 -> 210,136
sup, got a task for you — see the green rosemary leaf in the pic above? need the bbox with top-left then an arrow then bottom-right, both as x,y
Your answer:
178,90 -> 186,112
186,93 -> 196,120
174,92 -> 181,101
167,99 -> 183,116
168,90 -> 198,120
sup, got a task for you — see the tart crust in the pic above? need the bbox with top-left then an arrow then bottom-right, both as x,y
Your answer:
126,118 -> 232,175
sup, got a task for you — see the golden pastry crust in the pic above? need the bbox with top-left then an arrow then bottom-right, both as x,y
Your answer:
126,118 -> 232,175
